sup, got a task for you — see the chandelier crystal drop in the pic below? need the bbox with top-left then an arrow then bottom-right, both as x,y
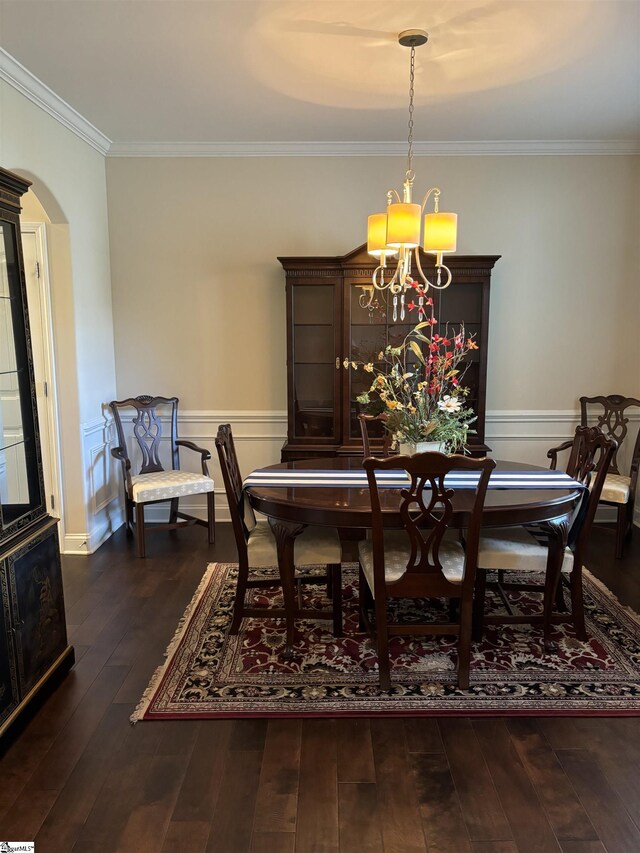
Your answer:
365,29 -> 458,322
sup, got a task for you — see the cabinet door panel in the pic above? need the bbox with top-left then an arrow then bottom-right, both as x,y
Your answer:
288,281 -> 341,443
7,524 -> 67,696
0,565 -> 19,727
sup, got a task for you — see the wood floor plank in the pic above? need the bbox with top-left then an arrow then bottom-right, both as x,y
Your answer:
473,719 -> 561,853
471,843 -> 519,853
404,718 -> 444,754
295,719 -> 339,853
438,719 -> 512,843
34,703 -> 134,853
336,718 -> 376,782
507,718 -> 598,841
557,748 -> 640,853
571,717 -> 640,827
71,751 -> 158,853
338,782 -> 384,852
251,832 -> 296,853
170,720 -> 233,822
0,787 -> 59,842
559,842 -> 607,853
370,718 -> 428,853
116,753 -> 193,853
206,747 -> 263,853
161,820 -> 211,853
410,752 -> 472,852
254,719 -> 302,834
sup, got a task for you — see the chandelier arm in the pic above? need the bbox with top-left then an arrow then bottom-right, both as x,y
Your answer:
420,187 -> 441,214
388,188 -> 402,204
413,248 -> 433,290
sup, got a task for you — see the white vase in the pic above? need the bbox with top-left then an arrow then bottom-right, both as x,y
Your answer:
399,440 -> 446,456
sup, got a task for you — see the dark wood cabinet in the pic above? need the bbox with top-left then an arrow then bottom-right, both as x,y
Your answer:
280,245 -> 500,461
0,167 -> 73,740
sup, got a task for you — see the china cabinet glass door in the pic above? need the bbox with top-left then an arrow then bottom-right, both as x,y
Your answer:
0,220 -> 44,536
289,281 -> 340,443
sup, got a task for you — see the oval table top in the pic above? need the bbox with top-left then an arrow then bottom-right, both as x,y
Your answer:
246,457 -> 582,529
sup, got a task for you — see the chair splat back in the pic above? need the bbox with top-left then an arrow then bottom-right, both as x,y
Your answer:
568,425 -> 616,488
580,395 -> 640,475
364,452 -> 495,583
110,395 -> 179,474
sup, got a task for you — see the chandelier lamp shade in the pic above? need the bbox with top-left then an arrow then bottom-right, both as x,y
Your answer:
365,30 -> 458,321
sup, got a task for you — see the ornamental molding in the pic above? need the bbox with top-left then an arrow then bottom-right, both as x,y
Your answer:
0,49 -> 111,155
107,140 -> 640,157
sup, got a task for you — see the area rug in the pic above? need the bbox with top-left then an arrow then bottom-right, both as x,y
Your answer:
131,563 -> 640,720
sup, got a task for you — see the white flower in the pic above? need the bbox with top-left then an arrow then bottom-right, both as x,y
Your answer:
438,395 -> 462,413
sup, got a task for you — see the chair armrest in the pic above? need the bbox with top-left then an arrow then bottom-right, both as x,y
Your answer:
111,446 -> 132,492
110,446 -> 131,467
176,440 -> 212,475
547,440 -> 574,470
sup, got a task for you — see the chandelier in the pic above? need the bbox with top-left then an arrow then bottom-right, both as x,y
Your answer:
364,30 -> 458,322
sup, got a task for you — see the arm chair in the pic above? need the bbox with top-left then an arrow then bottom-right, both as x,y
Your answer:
359,412 -> 394,458
473,426 -> 616,649
579,394 -> 640,558
215,424 -> 343,639
359,451 -> 495,691
109,395 -> 215,558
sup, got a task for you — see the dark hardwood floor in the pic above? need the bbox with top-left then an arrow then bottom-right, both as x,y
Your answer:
1,521 -> 639,852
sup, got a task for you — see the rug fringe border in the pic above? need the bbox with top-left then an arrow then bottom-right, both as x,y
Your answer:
129,562 -> 219,724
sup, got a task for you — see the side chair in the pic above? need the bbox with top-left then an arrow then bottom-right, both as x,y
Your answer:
359,451 -> 496,691
358,412 -> 394,458
215,424 -> 343,639
474,426 -> 616,648
580,394 -> 640,558
110,395 -> 215,558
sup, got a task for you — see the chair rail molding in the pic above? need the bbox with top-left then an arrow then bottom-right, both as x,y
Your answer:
66,408 -> 638,551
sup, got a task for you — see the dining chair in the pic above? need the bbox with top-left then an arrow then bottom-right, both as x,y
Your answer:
215,424 -> 343,637
359,451 -> 495,691
359,412 -> 394,458
579,394 -> 640,558
473,426 -> 616,648
110,395 -> 215,558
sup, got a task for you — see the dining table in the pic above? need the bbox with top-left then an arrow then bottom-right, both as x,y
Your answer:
245,456 -> 584,657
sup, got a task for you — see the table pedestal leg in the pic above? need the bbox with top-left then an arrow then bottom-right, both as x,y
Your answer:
268,519 -> 305,659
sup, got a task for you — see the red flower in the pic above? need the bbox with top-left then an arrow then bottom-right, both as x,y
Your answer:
407,301 -> 417,311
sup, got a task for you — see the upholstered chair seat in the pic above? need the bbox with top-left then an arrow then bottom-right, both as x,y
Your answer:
359,531 -> 465,592
478,527 -> 574,573
247,520 -> 341,569
131,470 -> 214,503
600,473 -> 631,504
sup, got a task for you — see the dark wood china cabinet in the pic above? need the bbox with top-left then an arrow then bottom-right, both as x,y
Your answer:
0,167 -> 73,739
280,244 -> 500,461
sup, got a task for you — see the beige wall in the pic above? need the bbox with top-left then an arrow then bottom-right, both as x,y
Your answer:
107,154 -> 639,412
1,80 -> 119,551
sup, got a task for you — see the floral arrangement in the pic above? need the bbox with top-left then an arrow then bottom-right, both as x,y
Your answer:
347,292 -> 478,452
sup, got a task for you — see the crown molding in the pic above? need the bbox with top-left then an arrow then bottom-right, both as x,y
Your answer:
1,47 -> 637,160
106,139 -> 640,158
0,49 -> 111,156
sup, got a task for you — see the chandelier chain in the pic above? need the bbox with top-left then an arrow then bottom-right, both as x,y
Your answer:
407,45 -> 415,177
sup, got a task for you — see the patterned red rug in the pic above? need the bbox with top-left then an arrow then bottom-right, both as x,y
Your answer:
132,563 -> 640,720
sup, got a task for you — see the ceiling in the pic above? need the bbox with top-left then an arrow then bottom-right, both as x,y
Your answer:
0,0 -> 638,149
